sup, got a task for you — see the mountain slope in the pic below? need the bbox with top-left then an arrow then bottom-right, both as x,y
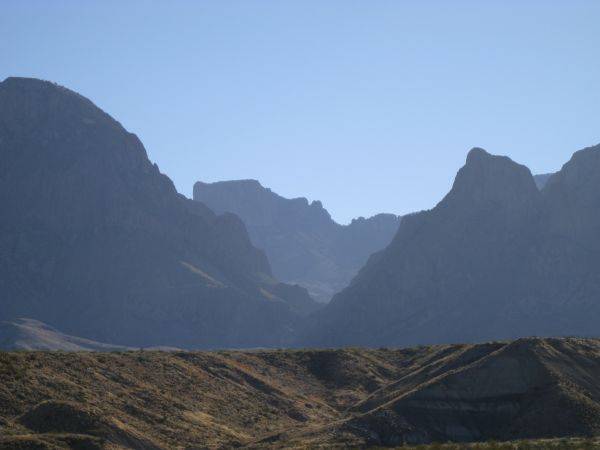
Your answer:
304,145 -> 600,347
2,337 -> 600,448
534,172 -> 554,189
0,318 -> 133,351
298,337 -> 600,447
193,179 -> 401,302
0,77 -> 317,349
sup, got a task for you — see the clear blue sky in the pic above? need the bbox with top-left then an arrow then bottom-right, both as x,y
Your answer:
2,1 -> 599,223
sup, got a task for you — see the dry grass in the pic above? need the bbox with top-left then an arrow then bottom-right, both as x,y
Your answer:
2,338 -> 600,449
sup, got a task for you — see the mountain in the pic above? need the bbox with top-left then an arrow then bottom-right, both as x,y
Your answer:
0,77 -> 317,349
304,145 -> 600,347
193,179 -> 401,302
2,337 -> 600,448
0,318 -> 132,351
534,172 -> 554,189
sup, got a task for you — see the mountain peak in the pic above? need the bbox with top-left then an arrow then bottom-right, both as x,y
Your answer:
0,76 -> 120,139
545,144 -> 600,194
444,148 -> 538,208
194,179 -> 265,194
1,77 -> 92,105
204,178 -> 263,187
1,76 -> 75,91
0,78 -> 317,349
466,146 -> 491,162
2,76 -> 55,87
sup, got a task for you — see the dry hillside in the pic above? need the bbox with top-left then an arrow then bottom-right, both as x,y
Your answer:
2,337 -> 600,449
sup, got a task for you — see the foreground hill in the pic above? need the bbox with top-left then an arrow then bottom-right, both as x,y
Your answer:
2,337 -> 600,449
194,179 -> 401,302
0,77 -> 317,349
304,145 -> 600,347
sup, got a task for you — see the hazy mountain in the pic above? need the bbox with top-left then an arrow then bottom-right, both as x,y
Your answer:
534,172 -> 554,189
304,145 -> 600,347
0,77 -> 317,349
3,337 -> 600,448
193,179 -> 401,302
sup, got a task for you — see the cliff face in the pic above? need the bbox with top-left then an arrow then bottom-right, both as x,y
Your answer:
0,77 -> 316,348
193,179 -> 401,302
304,145 -> 600,347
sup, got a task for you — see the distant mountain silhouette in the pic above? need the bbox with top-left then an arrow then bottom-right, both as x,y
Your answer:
0,77 -> 317,349
193,180 -> 401,302
534,172 -> 554,189
304,145 -> 600,347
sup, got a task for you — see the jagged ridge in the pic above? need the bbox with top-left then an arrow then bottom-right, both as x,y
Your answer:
193,179 -> 401,302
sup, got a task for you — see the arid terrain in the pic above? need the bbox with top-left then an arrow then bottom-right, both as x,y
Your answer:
3,337 -> 600,449
3,3 -> 600,449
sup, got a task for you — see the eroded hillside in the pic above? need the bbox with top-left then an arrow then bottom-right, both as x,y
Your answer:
2,337 -> 600,449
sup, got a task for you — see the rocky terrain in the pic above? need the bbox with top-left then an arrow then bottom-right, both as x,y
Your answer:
194,179 -> 401,302
0,77 -> 317,349
304,145 -> 600,347
2,337 -> 600,449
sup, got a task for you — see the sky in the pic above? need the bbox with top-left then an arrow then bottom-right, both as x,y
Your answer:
1,1 -> 599,224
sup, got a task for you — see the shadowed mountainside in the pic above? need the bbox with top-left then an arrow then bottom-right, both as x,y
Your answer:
2,337 -> 600,448
303,145 -> 600,347
0,77 -> 317,349
194,179 -> 401,302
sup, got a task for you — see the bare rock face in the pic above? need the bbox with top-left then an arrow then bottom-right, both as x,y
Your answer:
304,145 -> 600,347
193,179 -> 401,302
0,77 -> 317,349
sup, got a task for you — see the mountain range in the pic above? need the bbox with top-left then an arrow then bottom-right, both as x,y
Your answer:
3,76 -> 600,449
0,77 -> 317,349
1,76 -> 600,352
304,145 -> 600,347
194,179 -> 401,302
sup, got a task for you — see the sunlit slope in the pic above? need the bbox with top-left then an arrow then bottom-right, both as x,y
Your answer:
3,337 -> 600,448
